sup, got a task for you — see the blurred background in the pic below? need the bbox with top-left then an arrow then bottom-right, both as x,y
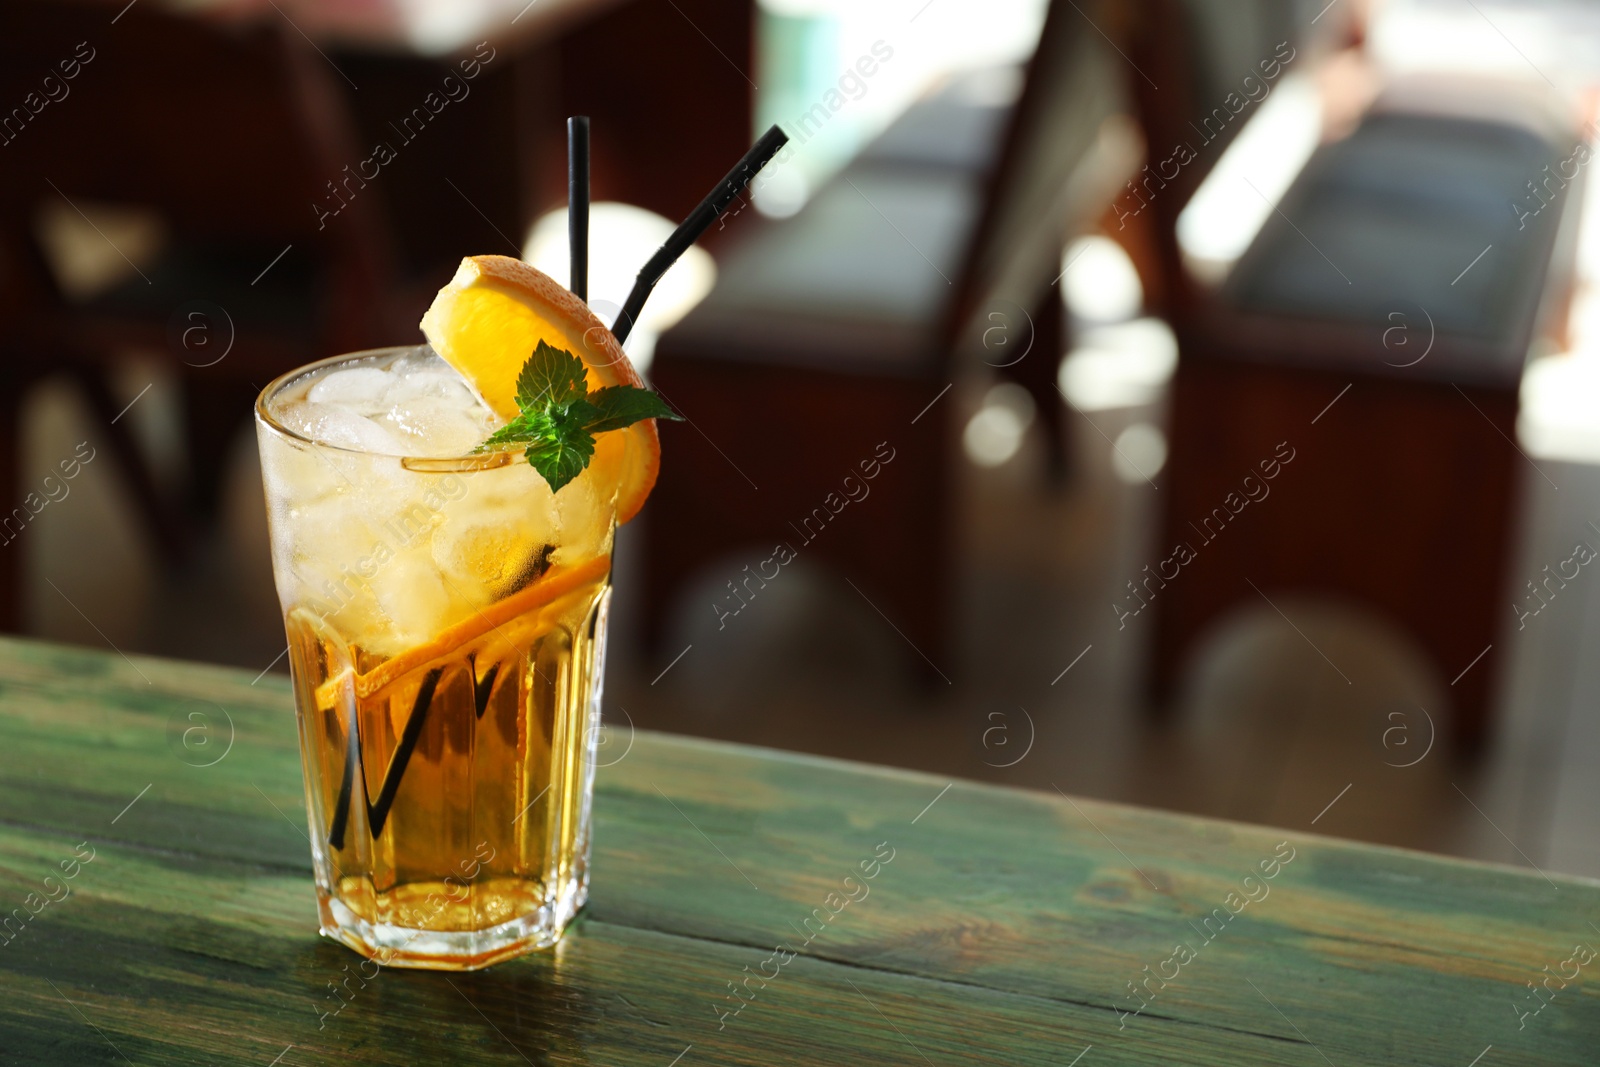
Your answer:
4,0 -> 1600,878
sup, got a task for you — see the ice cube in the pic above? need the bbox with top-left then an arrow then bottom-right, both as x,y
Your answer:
306,366 -> 395,413
383,395 -> 494,457
392,356 -> 474,398
270,349 -> 497,458
431,518 -> 541,595
260,348 -> 535,650
292,407 -> 406,455
369,547 -> 461,650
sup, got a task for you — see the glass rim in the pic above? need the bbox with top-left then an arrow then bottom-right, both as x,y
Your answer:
254,345 -> 506,464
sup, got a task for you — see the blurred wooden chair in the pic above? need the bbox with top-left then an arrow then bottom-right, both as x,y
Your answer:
644,0 -> 1125,674
1106,2 -> 1563,750
1149,94 -> 1577,753
0,2 -> 400,628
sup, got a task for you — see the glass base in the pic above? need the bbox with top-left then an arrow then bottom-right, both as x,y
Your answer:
316,879 -> 587,971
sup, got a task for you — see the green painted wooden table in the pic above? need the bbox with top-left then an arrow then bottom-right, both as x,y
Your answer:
0,637 -> 1596,1065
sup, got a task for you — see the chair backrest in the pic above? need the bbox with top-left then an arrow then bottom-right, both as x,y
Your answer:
0,2 -> 391,324
941,0 -> 1123,357
1,4 -> 357,234
654,0 -> 1122,378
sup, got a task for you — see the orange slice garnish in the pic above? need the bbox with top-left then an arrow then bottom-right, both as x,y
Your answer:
309,554 -> 612,712
420,255 -> 662,523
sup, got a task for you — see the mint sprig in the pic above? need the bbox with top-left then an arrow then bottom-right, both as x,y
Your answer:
476,340 -> 682,491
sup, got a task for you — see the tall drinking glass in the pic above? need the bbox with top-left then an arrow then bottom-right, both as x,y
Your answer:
255,345 -> 613,970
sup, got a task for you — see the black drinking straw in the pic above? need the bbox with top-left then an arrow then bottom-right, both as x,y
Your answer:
611,124 -> 789,344
568,115 -> 590,303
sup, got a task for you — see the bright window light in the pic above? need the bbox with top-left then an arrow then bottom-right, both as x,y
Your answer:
1112,422 -> 1167,484
1519,352 -> 1600,462
1369,1 -> 1580,86
754,0 -> 1048,216
1058,317 -> 1177,411
524,203 -> 716,372
1061,236 -> 1143,323
1520,131 -> 1600,463
752,166 -> 811,218
963,382 -> 1036,468
1177,73 -> 1321,285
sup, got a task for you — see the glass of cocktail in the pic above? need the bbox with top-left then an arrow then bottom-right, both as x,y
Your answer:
255,257 -> 670,969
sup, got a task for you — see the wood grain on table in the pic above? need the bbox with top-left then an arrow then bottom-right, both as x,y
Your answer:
0,637 -> 1594,1064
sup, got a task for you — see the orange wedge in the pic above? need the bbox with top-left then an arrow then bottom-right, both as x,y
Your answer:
307,554 -> 612,712
420,255 -> 662,524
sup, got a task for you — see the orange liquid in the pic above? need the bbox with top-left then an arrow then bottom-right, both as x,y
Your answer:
284,558 -> 610,969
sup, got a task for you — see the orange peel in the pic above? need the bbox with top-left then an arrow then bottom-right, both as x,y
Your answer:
309,554 -> 612,712
421,255 -> 661,523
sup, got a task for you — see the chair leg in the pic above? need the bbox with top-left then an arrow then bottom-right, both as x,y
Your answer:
72,366 -> 190,567
179,370 -> 255,524
998,276 -> 1069,485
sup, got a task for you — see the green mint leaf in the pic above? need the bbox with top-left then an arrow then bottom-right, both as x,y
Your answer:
556,397 -> 600,430
583,385 -> 685,434
478,342 -> 678,492
477,410 -> 550,451
524,428 -> 594,492
515,340 -> 589,411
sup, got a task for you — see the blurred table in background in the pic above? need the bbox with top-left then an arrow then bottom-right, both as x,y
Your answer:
191,0 -> 633,52
2,0 -> 755,304
0,0 -> 753,631
165,0 -> 758,242
1,638 -> 1597,1063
